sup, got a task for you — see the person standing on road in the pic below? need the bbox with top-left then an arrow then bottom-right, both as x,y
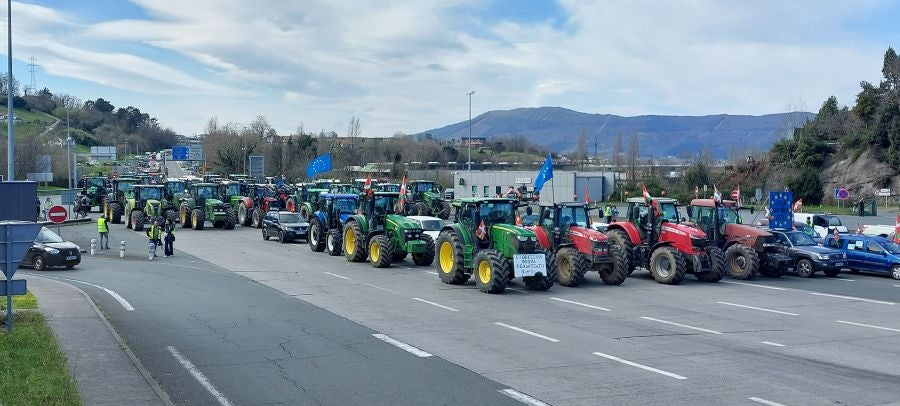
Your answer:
604,204 -> 613,223
42,197 -> 52,220
147,219 -> 162,260
612,205 -> 619,222
163,217 -> 176,257
97,214 -> 110,249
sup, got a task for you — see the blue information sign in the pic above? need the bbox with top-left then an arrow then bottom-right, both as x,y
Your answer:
172,145 -> 189,161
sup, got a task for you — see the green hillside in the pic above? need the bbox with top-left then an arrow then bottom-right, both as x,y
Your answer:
0,107 -> 56,139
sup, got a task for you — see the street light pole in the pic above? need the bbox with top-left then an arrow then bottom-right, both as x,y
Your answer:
66,108 -> 71,189
467,90 -> 474,172
6,0 -> 14,181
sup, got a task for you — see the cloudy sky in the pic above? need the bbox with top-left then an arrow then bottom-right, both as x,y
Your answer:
2,1 -> 896,136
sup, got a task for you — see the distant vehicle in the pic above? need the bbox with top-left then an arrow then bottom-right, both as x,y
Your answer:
834,234 -> 900,280
765,229 -> 845,278
859,224 -> 895,237
755,219 -> 823,245
793,213 -> 848,236
262,211 -> 309,243
406,215 -> 444,240
520,214 -> 540,227
20,227 -> 81,271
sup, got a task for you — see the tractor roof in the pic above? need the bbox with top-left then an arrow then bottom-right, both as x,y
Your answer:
193,183 -> 219,187
455,197 -> 516,204
690,198 -> 737,208
627,197 -> 677,204
373,191 -> 399,196
135,184 -> 164,188
322,193 -> 359,200
537,201 -> 586,208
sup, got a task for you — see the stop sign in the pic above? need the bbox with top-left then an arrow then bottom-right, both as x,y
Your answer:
47,205 -> 68,224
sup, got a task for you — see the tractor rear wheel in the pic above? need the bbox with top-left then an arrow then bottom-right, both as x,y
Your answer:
524,251 -> 556,291
725,244 -> 759,280
473,249 -> 510,293
223,207 -> 237,230
369,235 -> 394,268
412,234 -> 435,266
180,205 -> 192,228
110,202 -> 123,224
557,247 -> 588,287
309,219 -> 325,252
192,209 -> 205,230
165,209 -> 178,224
436,231 -> 469,284
239,203 -> 253,226
607,229 -> 635,275
132,210 -> 146,232
343,221 -> 367,262
649,246 -> 686,285
286,198 -> 296,213
253,208 -> 264,228
299,206 -> 309,222
696,247 -> 726,282
437,201 -> 451,220
599,240 -> 630,285
326,229 -> 343,256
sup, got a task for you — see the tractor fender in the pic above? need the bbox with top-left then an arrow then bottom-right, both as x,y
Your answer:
650,241 -> 674,254
312,211 -> 326,227
527,226 -> 553,250
607,222 -> 642,245
240,196 -> 254,209
440,223 -> 472,247
346,215 -> 369,234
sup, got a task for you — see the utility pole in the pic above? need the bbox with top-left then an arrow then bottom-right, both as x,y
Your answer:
6,0 -> 14,181
467,90 -> 474,172
66,108 -> 72,189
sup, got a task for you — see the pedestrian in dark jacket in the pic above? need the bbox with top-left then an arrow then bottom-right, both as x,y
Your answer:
164,218 -> 176,257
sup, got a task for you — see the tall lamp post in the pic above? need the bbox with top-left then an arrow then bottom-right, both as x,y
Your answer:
66,109 -> 72,189
466,90 -> 474,172
6,0 -> 14,180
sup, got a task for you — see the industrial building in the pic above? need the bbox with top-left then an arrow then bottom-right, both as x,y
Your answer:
450,170 -> 619,203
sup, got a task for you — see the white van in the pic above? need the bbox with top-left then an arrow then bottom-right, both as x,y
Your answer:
793,213 -> 848,237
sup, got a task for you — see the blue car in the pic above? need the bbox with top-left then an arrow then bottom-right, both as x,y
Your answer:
834,235 -> 900,280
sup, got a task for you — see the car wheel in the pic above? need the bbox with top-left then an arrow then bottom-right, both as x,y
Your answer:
263,229 -> 269,240
66,265 -> 75,269
892,265 -> 900,280
33,254 -> 47,271
796,259 -> 814,278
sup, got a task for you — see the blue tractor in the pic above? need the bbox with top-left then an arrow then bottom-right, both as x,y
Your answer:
308,193 -> 360,256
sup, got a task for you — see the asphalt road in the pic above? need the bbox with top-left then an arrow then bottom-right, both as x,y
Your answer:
25,223 -> 523,406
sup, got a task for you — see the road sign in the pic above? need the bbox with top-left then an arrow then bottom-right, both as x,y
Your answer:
0,279 -> 26,296
249,155 -> 265,179
877,188 -> 891,197
172,145 -> 189,160
48,205 -> 68,224
61,189 -> 77,205
731,190 -> 739,199
189,143 -> 203,161
836,188 -> 849,200
0,221 -> 42,278
755,188 -> 762,202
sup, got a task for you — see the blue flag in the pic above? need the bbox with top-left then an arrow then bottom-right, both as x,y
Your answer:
306,153 -> 333,179
534,153 -> 553,192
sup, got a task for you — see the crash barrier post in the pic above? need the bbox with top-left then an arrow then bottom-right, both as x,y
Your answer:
120,241 -> 126,258
90,239 -> 96,256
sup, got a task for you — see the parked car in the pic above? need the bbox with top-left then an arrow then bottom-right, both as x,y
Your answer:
262,211 -> 309,243
835,234 -> 900,280
20,227 -> 81,271
793,213 -> 848,237
766,229 -> 846,277
755,219 -> 824,245
406,215 -> 444,240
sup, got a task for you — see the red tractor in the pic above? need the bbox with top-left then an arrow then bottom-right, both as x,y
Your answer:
606,197 -> 725,285
528,202 -> 629,286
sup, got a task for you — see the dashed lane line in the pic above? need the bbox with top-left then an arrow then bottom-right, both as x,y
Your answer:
411,297 -> 459,312
493,322 -> 559,343
835,320 -> 900,333
31,274 -> 135,311
549,297 -> 610,311
761,341 -> 786,347
498,389 -> 552,406
322,271 -> 352,280
639,316 -> 722,335
749,397 -> 788,406
825,277 -> 855,282
167,346 -> 234,406
363,283 -> 397,294
716,301 -> 798,316
592,352 -> 687,380
372,334 -> 433,357
425,271 -> 438,275
721,281 -> 787,291
809,292 -> 895,305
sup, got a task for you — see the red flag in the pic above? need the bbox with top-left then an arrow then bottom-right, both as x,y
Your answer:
793,199 -> 803,212
476,220 -> 487,239
642,184 -> 651,202
364,174 -> 372,190
894,215 -> 900,243
516,214 -> 522,227
584,186 -> 589,204
398,175 -> 407,211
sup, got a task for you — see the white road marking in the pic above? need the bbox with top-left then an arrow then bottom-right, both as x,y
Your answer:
836,320 -> 900,333
893,284 -> 900,288
493,322 -> 559,342
40,275 -> 135,311
716,301 -> 798,316
507,287 -> 529,293
825,277 -> 855,282
639,316 -> 722,335
411,297 -> 459,312
397,266 -> 413,270
425,271 -> 438,275
323,271 -> 352,280
549,297 -> 611,311
592,352 -> 686,380
498,389 -> 552,406
363,283 -> 397,294
372,334 -> 433,357
749,396 -> 787,406
721,281 -> 787,291
809,292 -> 895,305
761,341 -> 786,347
167,346 -> 233,406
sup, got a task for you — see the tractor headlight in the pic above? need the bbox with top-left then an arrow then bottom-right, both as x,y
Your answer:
530,236 -> 537,242
517,236 -> 529,242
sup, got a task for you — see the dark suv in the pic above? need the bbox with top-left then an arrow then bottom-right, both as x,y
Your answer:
766,229 -> 846,277
262,211 -> 309,243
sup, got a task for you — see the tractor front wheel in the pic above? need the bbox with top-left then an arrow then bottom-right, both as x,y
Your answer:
412,234 -> 435,266
326,229 -> 343,256
696,247 -> 726,282
556,247 -> 588,287
599,240 -> 629,285
343,221 -> 367,262
369,235 -> 394,268
309,219 -> 325,252
223,207 -> 237,230
180,205 -> 192,228
524,251 -> 556,291
436,231 -> 469,284
132,210 -> 146,232
191,209 -> 205,230
649,246 -> 686,285
474,249 -> 510,293
110,202 -> 123,224
725,244 -> 759,280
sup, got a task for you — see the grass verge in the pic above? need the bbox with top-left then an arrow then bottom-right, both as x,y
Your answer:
0,292 -> 81,406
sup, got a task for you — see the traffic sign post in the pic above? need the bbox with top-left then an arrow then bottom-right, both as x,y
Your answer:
0,221 -> 42,332
48,205 -> 68,237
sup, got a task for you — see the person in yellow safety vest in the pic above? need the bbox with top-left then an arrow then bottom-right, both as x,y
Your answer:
146,219 -> 162,260
97,214 -> 110,249
604,204 -> 613,223
806,216 -> 812,227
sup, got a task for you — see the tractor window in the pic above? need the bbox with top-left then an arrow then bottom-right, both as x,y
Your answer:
560,207 -> 588,228
140,188 -> 162,200
695,207 -> 714,233
658,203 -> 679,223
226,184 -> 242,197
459,204 -> 476,224
334,199 -> 357,214
166,182 -> 186,196
718,207 -> 740,224
87,178 -> 106,188
118,181 -> 135,192
542,208 -> 555,228
374,196 -> 397,214
415,183 -> 435,192
196,186 -> 217,199
479,202 -> 515,225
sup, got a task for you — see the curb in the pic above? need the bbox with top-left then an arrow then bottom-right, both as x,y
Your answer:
39,218 -> 93,227
29,274 -> 174,406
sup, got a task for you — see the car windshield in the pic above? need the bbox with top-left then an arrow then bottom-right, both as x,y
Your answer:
195,186 -> 217,198
795,222 -> 818,237
419,219 -> 443,231
334,198 -> 357,214
36,227 -> 64,243
787,231 -> 817,246
823,216 -> 842,227
479,202 -> 515,224
279,213 -> 302,223
140,187 -> 162,200
881,241 -> 900,254
87,178 -> 105,188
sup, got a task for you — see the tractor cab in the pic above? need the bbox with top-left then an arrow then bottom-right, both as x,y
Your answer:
377,183 -> 401,193
318,193 -> 359,226
203,174 -> 223,183
191,183 -> 220,208
220,181 -> 245,201
685,199 -> 744,240
314,179 -> 335,190
361,192 -> 400,230
408,180 -> 439,200
537,202 -> 592,244
624,197 -> 680,242
329,183 -> 362,195
111,178 -> 138,199
454,198 -> 518,248
133,185 -> 164,216
164,179 -> 188,199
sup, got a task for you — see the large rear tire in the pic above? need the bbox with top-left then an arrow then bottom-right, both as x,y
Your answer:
437,201 -> 451,220
286,198 -> 297,213
607,229 -> 635,275
192,208 -> 205,230
696,247 -> 726,283
180,205 -> 192,228
132,210 -> 146,232
725,244 -> 759,280
223,207 -> 237,230
253,208 -> 264,229
414,201 -> 426,216
369,235 -> 394,268
524,251 -> 556,291
326,229 -> 343,256
598,240 -> 629,285
473,249 -> 510,294
309,219 -> 325,252
110,202 -> 123,224
299,206 -> 310,222
556,247 -> 588,287
239,203 -> 253,226
343,221 -> 367,262
649,246 -> 686,285
412,234 -> 435,266
436,231 -> 469,284
165,209 -> 178,224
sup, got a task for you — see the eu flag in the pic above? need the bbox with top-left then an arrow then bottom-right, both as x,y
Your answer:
306,153 -> 333,179
534,153 -> 553,192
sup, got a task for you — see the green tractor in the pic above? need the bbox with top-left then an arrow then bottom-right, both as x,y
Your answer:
220,181 -> 246,214
103,177 -> 139,224
295,187 -> 329,221
343,192 -> 435,268
329,183 -> 363,195
124,185 -> 165,231
179,183 -> 237,230
162,179 -> 189,223
79,176 -> 108,212
435,198 -> 556,293
405,180 -> 451,220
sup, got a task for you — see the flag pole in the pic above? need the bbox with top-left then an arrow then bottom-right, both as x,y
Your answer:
550,178 -> 555,203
